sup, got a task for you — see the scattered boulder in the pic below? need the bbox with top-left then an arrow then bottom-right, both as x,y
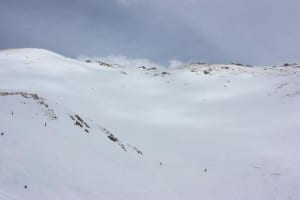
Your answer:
283,63 -> 298,67
161,72 -> 170,76
138,66 -> 146,69
108,134 -> 118,142
70,114 -> 90,133
147,67 -> 157,70
0,91 -> 57,120
231,62 -> 243,66
96,61 -> 112,67
203,70 -> 210,74
231,62 -> 253,67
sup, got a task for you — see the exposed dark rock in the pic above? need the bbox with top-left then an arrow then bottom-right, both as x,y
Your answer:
231,62 -> 253,67
283,63 -> 298,67
203,70 -> 210,74
70,114 -> 91,133
161,72 -> 170,76
108,134 -> 118,142
0,91 -> 57,120
75,121 -> 83,127
147,67 -> 157,70
96,61 -> 112,67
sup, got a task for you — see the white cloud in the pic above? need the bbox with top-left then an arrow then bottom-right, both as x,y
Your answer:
168,60 -> 184,69
79,55 -> 188,69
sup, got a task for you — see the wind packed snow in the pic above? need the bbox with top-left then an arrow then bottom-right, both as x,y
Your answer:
0,48 -> 300,200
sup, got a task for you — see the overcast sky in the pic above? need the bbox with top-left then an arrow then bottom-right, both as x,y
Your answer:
1,0 -> 299,65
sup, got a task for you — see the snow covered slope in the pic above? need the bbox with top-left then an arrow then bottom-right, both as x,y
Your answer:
1,48 -> 300,200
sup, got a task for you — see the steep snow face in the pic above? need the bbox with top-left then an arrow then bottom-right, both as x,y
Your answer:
0,48 -> 300,200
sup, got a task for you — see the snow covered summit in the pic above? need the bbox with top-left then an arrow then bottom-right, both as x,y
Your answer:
1,48 -> 300,200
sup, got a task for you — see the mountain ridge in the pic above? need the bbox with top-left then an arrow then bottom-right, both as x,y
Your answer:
1,48 -> 300,200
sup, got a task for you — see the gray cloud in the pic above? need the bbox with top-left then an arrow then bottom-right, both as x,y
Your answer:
0,0 -> 299,65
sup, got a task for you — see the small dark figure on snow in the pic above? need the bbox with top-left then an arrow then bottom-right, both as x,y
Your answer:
160,162 -> 162,166
1,132 -> 3,136
11,111 -> 14,115
204,168 -> 207,173
24,185 -> 28,189
44,122 -> 47,127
